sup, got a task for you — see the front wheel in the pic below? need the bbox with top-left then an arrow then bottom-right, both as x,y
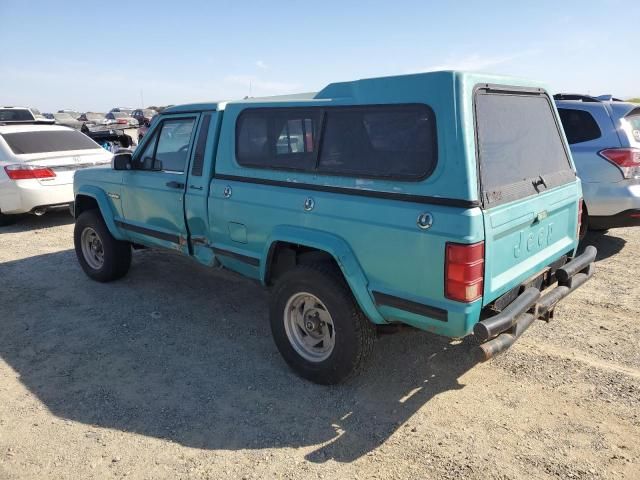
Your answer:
74,210 -> 131,282
269,264 -> 376,384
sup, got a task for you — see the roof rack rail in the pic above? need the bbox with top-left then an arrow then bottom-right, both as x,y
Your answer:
552,93 -> 601,102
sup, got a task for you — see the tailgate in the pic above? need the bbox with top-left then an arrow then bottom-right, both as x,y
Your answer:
482,183 -> 579,303
474,86 -> 580,304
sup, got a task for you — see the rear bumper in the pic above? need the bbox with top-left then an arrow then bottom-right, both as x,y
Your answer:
473,245 -> 597,361
582,181 -> 640,217
589,209 -> 640,230
0,179 -> 74,215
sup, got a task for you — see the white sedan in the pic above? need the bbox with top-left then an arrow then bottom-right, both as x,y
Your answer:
0,124 -> 112,225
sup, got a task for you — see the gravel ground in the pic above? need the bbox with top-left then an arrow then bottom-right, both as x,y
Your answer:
0,211 -> 638,479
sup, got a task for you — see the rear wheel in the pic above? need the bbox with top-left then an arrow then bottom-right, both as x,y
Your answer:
269,264 -> 376,384
74,210 -> 131,282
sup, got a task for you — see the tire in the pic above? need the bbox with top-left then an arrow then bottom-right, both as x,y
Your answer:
269,264 -> 376,384
578,203 -> 588,241
74,209 -> 131,282
0,212 -> 17,226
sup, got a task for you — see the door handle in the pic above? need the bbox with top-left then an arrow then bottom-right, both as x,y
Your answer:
189,185 -> 203,191
166,181 -> 185,189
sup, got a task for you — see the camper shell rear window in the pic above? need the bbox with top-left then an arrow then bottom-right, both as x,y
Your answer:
474,87 -> 575,207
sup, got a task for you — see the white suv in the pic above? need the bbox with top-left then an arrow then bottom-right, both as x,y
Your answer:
0,124 -> 112,225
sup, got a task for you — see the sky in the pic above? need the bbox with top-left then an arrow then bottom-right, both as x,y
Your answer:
1,0 -> 638,112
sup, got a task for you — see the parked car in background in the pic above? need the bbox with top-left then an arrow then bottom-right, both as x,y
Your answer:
73,72 -> 596,384
57,109 -> 81,119
78,112 -> 107,125
82,125 -> 134,153
132,109 -> 157,125
555,94 -> 640,236
109,107 -> 134,115
27,107 -> 54,123
136,115 -> 157,142
104,111 -> 138,127
1,106 -> 55,125
1,106 -> 36,123
53,112 -> 83,130
0,124 -> 112,225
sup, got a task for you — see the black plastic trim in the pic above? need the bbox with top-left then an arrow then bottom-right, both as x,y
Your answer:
212,247 -> 260,266
214,174 -> 479,208
114,220 -> 180,243
372,291 -> 448,322
191,113 -> 212,176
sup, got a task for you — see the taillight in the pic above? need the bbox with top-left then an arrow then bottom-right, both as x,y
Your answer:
445,241 -> 484,302
4,164 -> 56,180
117,119 -> 127,124
577,198 -> 584,239
599,148 -> 640,179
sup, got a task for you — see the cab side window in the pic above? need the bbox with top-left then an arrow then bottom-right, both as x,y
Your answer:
134,117 -> 196,172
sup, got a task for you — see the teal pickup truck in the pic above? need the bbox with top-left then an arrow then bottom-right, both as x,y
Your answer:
73,71 -> 596,384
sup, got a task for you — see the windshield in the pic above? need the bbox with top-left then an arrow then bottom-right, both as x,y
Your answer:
0,109 -> 35,122
1,130 -> 99,154
113,112 -> 128,118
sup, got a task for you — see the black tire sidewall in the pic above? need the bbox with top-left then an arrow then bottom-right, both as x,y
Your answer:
74,210 -> 130,282
270,267 -> 370,384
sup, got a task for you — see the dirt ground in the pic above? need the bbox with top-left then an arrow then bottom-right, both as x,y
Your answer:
0,211 -> 638,480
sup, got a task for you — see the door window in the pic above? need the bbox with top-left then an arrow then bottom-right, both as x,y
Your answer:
134,117 -> 196,172
135,131 -> 159,170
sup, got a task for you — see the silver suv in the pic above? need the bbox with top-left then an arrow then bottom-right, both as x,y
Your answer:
555,94 -> 640,237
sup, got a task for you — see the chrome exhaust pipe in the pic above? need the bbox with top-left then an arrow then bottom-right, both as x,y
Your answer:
33,208 -> 46,216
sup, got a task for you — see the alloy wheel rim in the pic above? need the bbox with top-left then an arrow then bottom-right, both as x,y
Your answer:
283,292 -> 335,362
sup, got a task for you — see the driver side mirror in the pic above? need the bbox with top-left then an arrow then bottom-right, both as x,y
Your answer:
112,152 -> 132,170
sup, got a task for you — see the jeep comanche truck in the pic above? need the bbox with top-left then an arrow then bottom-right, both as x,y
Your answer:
73,71 -> 597,384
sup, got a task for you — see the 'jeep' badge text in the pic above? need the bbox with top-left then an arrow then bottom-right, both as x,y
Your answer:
514,223 -> 554,258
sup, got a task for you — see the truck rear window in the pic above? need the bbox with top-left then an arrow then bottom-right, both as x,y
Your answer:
475,91 -> 575,206
1,130 -> 99,154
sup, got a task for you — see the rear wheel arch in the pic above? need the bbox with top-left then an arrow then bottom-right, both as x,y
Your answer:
265,241 -> 340,286
261,231 -> 386,325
